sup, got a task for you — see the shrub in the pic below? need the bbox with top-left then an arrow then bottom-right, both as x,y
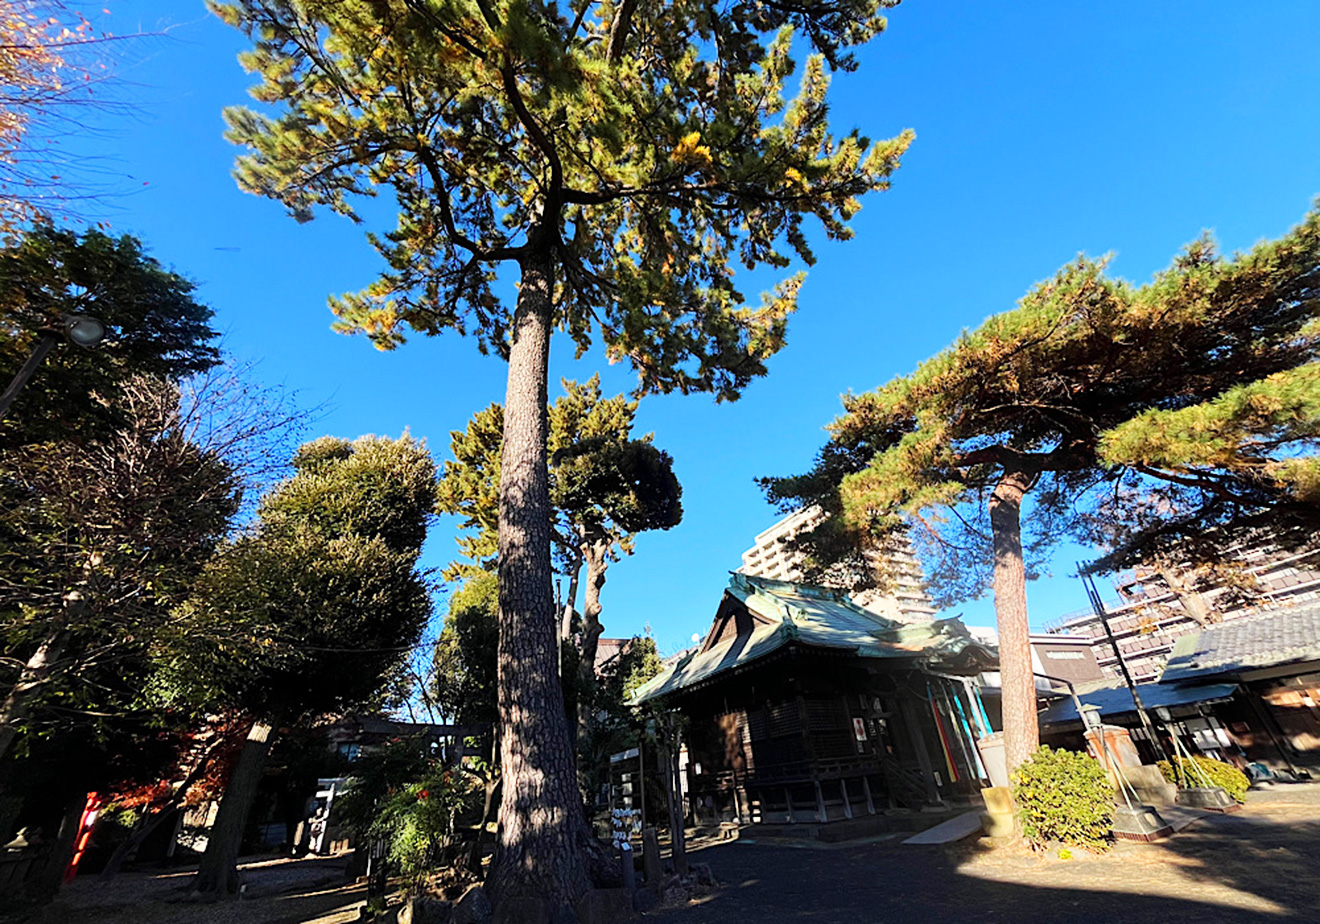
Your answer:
1157,755 -> 1249,803
334,736 -> 477,893
1011,745 -> 1113,850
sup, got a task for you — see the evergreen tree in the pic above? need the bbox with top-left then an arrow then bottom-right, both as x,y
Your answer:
215,0 -> 910,904
169,434 -> 436,897
436,378 -> 681,747
0,226 -> 221,447
764,206 -> 1320,773
547,378 -> 681,748
432,570 -> 500,727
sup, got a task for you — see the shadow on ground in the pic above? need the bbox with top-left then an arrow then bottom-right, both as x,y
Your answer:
9,791 -> 1320,924
2,853 -> 366,924
647,795 -> 1320,924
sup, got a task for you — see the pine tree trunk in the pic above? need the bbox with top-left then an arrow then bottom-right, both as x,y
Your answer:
988,468 -> 1038,774
575,538 -> 609,749
487,250 -> 593,913
192,720 -> 274,898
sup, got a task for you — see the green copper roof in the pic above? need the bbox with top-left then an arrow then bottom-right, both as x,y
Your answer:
632,573 -> 996,703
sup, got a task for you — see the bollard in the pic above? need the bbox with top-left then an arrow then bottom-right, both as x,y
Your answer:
641,826 -> 662,885
620,841 -> 636,893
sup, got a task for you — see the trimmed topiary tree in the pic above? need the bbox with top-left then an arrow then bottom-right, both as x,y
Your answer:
1158,755 -> 1250,803
1011,745 -> 1114,851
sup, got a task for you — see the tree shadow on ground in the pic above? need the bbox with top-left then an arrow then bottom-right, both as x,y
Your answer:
646,801 -> 1320,924
2,853 -> 367,924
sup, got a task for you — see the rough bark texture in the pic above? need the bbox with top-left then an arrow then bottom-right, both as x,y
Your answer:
193,720 -> 274,898
989,469 -> 1038,774
486,251 -> 593,912
574,537 -> 609,748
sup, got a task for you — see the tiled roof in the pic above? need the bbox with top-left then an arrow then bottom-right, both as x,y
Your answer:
631,573 -> 996,703
594,637 -> 632,672
1038,680 -> 1238,726
1159,598 -> 1320,684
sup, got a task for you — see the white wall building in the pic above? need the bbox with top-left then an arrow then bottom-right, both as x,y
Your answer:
738,508 -> 937,623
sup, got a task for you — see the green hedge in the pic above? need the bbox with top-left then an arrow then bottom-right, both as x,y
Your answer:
1011,745 -> 1113,850
1157,755 -> 1249,803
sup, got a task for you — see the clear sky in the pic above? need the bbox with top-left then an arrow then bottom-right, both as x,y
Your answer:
54,1 -> 1320,653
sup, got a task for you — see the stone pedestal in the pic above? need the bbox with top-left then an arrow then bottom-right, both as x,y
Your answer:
1176,786 -> 1240,812
641,827 -> 662,886
976,734 -> 1010,789
1123,765 -> 1178,806
979,786 -> 1015,839
1112,803 -> 1173,842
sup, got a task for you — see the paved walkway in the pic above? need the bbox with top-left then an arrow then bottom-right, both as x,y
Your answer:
649,794 -> 1320,924
12,787 -> 1320,924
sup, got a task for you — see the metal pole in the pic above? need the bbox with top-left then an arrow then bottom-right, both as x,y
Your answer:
1033,671 -> 1086,721
0,330 -> 60,423
1079,565 -> 1169,762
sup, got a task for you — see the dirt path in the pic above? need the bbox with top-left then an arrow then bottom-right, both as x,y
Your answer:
3,854 -> 366,924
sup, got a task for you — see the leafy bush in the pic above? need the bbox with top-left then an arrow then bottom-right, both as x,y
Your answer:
1157,755 -> 1249,803
335,736 -> 477,893
372,771 -> 468,889
1011,745 -> 1113,850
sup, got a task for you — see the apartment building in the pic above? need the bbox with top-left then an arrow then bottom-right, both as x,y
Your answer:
738,507 -> 938,623
1045,535 -> 1320,683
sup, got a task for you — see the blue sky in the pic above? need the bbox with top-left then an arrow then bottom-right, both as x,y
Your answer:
58,1 -> 1320,653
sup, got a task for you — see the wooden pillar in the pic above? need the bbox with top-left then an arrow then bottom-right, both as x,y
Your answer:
899,695 -> 944,806
784,788 -> 795,824
860,775 -> 876,814
813,781 -> 827,823
839,779 -> 853,819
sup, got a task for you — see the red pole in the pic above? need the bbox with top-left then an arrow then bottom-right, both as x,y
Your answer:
64,792 -> 104,884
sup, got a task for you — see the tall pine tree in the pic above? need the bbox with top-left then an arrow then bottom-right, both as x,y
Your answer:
436,377 -> 682,753
764,206 -> 1320,773
214,0 -> 910,906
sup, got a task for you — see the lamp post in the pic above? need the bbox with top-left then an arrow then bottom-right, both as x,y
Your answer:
0,315 -> 106,422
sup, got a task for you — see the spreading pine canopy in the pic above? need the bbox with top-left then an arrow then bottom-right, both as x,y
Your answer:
765,205 -> 1320,596
215,0 -> 911,400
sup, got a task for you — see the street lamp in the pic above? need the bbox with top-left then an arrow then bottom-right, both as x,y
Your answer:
63,314 -> 106,348
0,314 -> 108,422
